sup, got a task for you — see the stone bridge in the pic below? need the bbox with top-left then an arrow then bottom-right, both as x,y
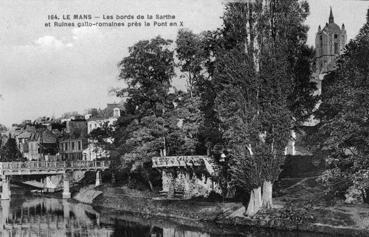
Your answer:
152,156 -> 221,199
0,160 -> 110,200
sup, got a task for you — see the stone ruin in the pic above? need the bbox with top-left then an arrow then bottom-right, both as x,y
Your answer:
152,156 -> 222,199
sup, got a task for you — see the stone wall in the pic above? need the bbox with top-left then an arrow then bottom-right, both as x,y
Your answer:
161,169 -> 221,199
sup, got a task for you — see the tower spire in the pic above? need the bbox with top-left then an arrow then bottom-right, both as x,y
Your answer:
329,7 -> 334,23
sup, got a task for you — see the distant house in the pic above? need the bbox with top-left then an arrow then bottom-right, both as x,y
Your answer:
87,117 -> 117,134
87,107 -> 121,134
82,142 -> 109,161
66,116 -> 88,137
16,130 -> 33,154
59,136 -> 88,160
24,130 -> 58,161
84,105 -> 121,160
57,116 -> 89,161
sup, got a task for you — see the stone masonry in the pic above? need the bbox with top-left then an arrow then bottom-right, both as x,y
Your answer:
152,156 -> 221,199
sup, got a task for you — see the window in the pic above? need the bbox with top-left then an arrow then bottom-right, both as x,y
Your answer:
78,141 -> 81,150
65,142 -> 68,151
72,142 -> 75,150
334,34 -> 338,39
334,42 -> 339,54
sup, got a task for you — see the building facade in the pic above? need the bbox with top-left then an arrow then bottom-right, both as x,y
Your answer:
23,130 -> 58,161
87,107 -> 120,134
82,142 -> 109,161
59,137 -> 87,160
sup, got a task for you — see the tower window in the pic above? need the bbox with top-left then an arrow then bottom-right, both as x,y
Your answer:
334,42 -> 339,54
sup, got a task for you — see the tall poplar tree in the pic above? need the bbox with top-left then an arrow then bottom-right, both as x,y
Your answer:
215,0 -> 313,215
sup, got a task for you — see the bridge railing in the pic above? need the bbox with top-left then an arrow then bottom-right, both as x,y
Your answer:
0,160 -> 110,172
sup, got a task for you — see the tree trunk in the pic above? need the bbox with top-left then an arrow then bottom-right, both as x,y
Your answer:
148,179 -> 154,192
245,187 -> 262,216
262,180 -> 273,209
144,169 -> 154,192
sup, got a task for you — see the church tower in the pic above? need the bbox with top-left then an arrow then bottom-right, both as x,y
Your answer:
315,7 -> 347,76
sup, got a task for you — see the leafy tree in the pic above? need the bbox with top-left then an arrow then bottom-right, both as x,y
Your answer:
176,29 -> 225,155
115,36 -> 175,189
0,135 -> 23,162
176,29 -> 206,97
0,124 -> 7,133
89,122 -> 115,158
0,124 -> 8,147
117,36 -> 175,117
122,115 -> 167,190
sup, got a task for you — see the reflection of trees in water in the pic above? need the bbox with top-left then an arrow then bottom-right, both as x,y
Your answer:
0,198 -> 113,237
110,219 -> 214,237
111,219 -> 163,237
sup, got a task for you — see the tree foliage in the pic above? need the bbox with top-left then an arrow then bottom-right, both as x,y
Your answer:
117,36 -> 175,117
164,92 -> 202,155
0,136 -> 23,162
115,36 -> 176,189
176,30 -> 224,153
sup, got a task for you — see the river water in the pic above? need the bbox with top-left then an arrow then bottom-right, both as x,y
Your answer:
0,188 -> 330,237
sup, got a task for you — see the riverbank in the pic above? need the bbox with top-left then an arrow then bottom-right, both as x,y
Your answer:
72,178 -> 369,237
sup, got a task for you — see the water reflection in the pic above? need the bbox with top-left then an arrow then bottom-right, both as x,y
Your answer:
0,197 -> 216,237
110,219 -> 211,237
0,198 -> 112,237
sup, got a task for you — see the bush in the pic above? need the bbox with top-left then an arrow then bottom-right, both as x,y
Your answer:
279,206 -> 315,224
345,169 -> 369,204
317,168 -> 352,204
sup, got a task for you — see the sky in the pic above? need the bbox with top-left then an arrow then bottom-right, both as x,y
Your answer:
0,0 -> 368,127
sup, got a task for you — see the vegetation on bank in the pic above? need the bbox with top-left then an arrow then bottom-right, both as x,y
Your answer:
97,0 -> 319,217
